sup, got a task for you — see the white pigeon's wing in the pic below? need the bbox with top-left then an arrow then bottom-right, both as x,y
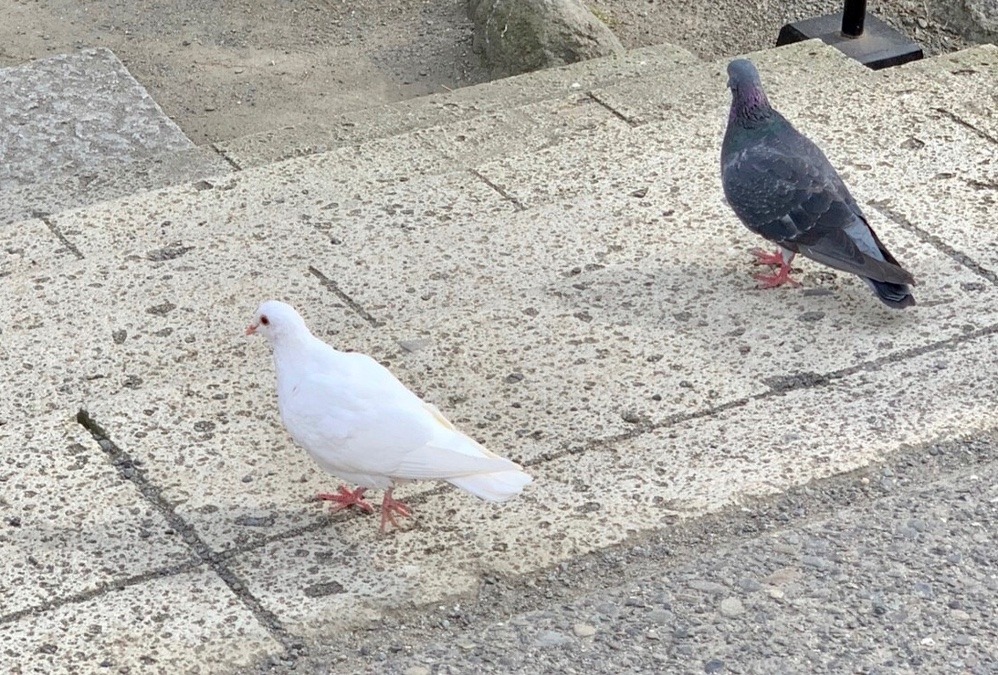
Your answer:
280,368 -> 430,469
282,364 -> 519,481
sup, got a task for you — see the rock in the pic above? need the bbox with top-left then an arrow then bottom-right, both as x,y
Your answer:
573,622 -> 596,637
719,597 -> 745,617
404,667 -> 431,675
467,0 -> 624,78
937,0 -> 998,43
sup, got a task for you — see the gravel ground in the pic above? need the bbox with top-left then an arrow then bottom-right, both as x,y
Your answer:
599,0 -> 980,59
254,432 -> 998,674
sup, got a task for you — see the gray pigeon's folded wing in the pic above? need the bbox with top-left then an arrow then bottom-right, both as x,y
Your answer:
794,222 -> 916,285
725,144 -> 912,285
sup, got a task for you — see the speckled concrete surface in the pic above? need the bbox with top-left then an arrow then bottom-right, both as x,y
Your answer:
1,40 -> 997,672
0,569 -> 283,674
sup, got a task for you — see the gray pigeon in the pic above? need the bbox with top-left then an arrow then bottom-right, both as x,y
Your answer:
720,58 -> 915,309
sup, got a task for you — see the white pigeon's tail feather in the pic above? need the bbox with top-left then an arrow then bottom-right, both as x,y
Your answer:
446,469 -> 533,502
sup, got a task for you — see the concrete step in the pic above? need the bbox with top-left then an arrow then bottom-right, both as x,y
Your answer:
0,48 -> 232,228
214,42 -> 699,169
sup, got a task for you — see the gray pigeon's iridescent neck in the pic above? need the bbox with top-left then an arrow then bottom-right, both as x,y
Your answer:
729,84 -> 774,128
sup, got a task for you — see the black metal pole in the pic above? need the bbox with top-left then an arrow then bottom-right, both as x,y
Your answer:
841,0 -> 867,37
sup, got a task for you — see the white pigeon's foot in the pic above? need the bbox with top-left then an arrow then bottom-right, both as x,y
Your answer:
378,488 -> 413,533
317,485 -> 375,514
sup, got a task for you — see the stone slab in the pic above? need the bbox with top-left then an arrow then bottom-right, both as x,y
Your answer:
0,49 -> 194,190
0,415 -> 192,618
0,569 -> 282,673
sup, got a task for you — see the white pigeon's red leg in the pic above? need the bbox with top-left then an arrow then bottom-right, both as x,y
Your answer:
749,247 -> 787,267
317,485 -> 375,514
378,488 -> 413,533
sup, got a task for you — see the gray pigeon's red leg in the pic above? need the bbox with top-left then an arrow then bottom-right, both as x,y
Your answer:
317,485 -> 375,514
749,247 -> 786,267
754,262 -> 801,289
378,488 -> 413,533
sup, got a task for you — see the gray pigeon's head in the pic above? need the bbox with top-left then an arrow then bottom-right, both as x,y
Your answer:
725,58 -> 772,123
726,59 -> 762,92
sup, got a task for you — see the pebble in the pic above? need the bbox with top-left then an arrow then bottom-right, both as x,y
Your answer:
801,555 -> 836,571
767,588 -> 785,600
647,609 -> 673,625
404,668 -> 431,675
573,623 -> 596,638
533,630 -> 573,648
398,339 -> 430,353
689,580 -> 727,594
704,659 -> 726,673
719,597 -> 745,617
950,609 -> 971,621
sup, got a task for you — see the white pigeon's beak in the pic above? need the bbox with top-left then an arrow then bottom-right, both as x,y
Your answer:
245,322 -> 258,336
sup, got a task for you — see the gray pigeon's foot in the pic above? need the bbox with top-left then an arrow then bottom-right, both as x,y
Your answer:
378,487 -> 413,533
317,485 -> 375,514
754,264 -> 801,289
750,248 -> 786,267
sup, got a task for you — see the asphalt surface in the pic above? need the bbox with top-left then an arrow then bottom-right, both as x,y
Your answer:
257,432 -> 998,674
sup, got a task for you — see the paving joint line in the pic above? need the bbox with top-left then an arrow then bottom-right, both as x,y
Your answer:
870,199 -> 998,285
587,91 -> 639,127
934,107 -> 998,146
308,266 -> 384,327
37,214 -> 84,260
209,143 -> 244,171
74,409 -> 306,658
0,560 -> 202,627
468,169 -> 526,211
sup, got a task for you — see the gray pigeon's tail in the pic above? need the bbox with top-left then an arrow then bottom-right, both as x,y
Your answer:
866,278 -> 915,309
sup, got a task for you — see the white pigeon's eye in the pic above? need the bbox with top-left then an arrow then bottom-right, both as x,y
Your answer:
260,315 -> 270,326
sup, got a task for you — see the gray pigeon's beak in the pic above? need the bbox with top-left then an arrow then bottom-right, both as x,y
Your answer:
245,322 -> 258,336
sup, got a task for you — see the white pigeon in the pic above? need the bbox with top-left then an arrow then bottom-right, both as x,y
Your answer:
247,300 -> 532,532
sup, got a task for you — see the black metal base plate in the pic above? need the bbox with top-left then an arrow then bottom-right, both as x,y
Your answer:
777,13 -> 923,70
